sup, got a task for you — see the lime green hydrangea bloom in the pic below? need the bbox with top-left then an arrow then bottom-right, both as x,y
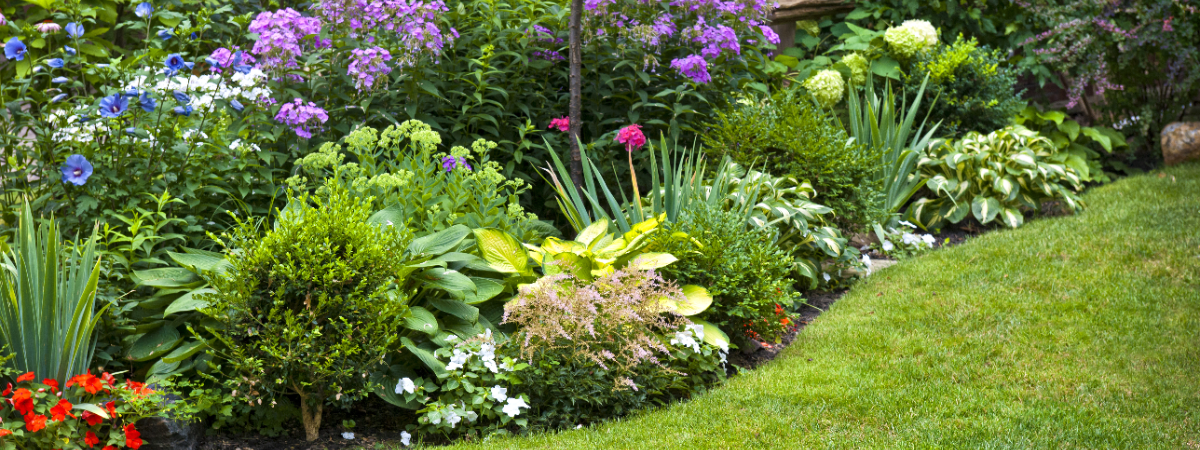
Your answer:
842,53 -> 869,86
803,69 -> 845,108
797,20 -> 820,37
884,26 -> 924,60
901,20 -> 938,48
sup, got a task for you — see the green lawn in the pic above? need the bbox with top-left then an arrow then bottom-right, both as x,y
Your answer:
438,163 -> 1200,449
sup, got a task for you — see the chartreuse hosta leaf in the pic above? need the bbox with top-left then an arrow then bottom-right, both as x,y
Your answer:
659,285 -> 713,316
688,318 -> 730,350
626,253 -> 678,271
473,228 -> 532,276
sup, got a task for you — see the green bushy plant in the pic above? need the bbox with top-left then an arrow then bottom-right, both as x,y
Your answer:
202,182 -> 415,441
652,202 -> 803,345
503,270 -> 726,431
904,36 -> 1024,136
909,125 -> 1086,230
1013,106 -> 1128,182
703,90 -> 883,230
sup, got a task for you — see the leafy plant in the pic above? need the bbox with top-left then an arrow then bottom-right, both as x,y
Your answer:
903,36 -> 1024,136
202,182 -> 414,442
0,203 -> 104,383
909,126 -> 1086,229
1013,106 -> 1128,182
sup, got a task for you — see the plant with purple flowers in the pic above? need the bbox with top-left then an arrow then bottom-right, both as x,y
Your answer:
347,47 -> 393,91
275,98 -> 330,138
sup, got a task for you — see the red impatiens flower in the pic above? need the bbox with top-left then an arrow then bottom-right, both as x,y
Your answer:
780,317 -> 791,326
3,382 -> 10,396
0,429 -> 11,437
124,423 -> 143,449
42,378 -> 59,392
103,446 -> 118,450
548,116 -> 569,132
12,388 -> 35,415
85,430 -> 101,447
615,124 -> 646,152
24,413 -> 48,432
101,372 -> 116,388
124,380 -> 153,397
83,410 -> 105,426
50,398 -> 75,421
104,401 -> 117,416
67,373 -> 105,394
15,372 -> 35,383
774,303 -> 783,315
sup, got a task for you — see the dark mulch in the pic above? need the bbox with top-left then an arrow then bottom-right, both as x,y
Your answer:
727,289 -> 848,370
197,396 -> 419,450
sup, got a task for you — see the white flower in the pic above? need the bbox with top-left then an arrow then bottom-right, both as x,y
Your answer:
901,19 -> 939,47
395,377 -> 416,394
921,234 -> 936,247
901,233 -> 922,246
575,424 -> 584,429
341,432 -> 355,440
445,409 -> 461,428
502,397 -> 530,418
802,69 -> 845,108
881,240 -> 895,252
862,254 -> 872,275
479,342 -> 496,361
499,360 -> 514,372
465,410 -> 478,423
483,360 -> 499,373
444,334 -> 457,342
490,385 -> 508,402
823,272 -> 832,282
670,326 -> 702,353
400,431 -> 412,446
446,349 -> 470,371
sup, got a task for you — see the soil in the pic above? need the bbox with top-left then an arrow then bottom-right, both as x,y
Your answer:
197,396 -> 420,450
727,289 -> 848,370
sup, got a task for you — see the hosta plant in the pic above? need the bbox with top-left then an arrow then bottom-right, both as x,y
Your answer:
908,126 -> 1086,230
1012,106 -> 1128,182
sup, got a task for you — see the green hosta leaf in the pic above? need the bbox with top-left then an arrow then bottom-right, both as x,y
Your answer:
971,196 -> 1001,224
1080,127 -> 1113,152
132,268 -> 201,288
368,204 -> 408,228
1059,120 -> 1081,141
428,298 -> 479,322
417,268 -> 476,299
163,288 -> 216,316
625,252 -> 678,271
407,225 -> 470,256
473,229 -> 532,276
401,337 -> 447,378
403,306 -> 439,335
1040,110 -> 1066,124
993,176 -> 1018,201
1010,153 -> 1037,168
689,318 -> 730,350
129,326 -> 182,361
162,340 -> 207,363
168,251 -> 230,274
464,277 -> 504,304
907,198 -> 946,230
999,208 -> 1024,228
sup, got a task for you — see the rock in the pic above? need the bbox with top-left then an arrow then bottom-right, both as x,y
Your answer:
136,416 -> 205,450
770,0 -> 856,22
1162,121 -> 1200,166
848,232 -> 878,249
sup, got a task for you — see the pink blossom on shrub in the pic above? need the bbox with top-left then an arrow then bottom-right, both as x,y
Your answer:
616,123 -> 646,151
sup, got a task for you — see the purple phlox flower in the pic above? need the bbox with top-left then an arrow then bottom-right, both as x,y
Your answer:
4,37 -> 27,61
249,8 -> 323,71
759,24 -> 780,45
61,154 -> 93,186
135,3 -> 154,18
670,54 -> 711,84
98,93 -> 129,118
65,22 -> 85,39
441,156 -> 472,172
274,98 -> 328,139
347,46 -> 393,91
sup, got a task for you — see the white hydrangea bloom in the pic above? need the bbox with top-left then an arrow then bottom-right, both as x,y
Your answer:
884,25 -> 924,59
901,19 -> 939,48
802,69 -> 845,108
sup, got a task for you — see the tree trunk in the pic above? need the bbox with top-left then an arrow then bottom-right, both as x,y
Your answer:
297,391 -> 323,442
568,0 -> 585,189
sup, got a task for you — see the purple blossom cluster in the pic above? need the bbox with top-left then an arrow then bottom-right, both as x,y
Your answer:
275,98 -> 329,138
248,8 -> 324,71
315,0 -> 457,67
531,25 -> 565,61
669,54 -> 710,84
347,47 -> 393,91
207,47 -> 257,73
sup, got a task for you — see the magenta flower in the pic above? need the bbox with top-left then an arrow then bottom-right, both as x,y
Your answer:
347,47 -> 393,91
615,124 -> 646,152
549,116 -> 570,132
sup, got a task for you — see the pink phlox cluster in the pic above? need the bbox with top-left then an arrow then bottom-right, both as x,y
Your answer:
669,54 -> 711,84
348,47 -> 393,91
208,47 -> 257,73
249,8 -> 323,71
274,98 -> 329,138
615,123 -> 646,151
548,116 -> 570,132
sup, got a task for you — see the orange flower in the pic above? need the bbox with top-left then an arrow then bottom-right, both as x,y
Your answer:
774,303 -> 783,314
103,446 -> 118,450
100,372 -> 116,388
104,401 -> 116,416
3,382 -> 11,396
780,317 -> 791,326
124,380 -> 153,397
12,388 -> 34,415
82,410 -> 105,426
49,399 -> 75,421
24,413 -> 47,432
15,372 -> 34,383
42,378 -> 59,393
124,423 -> 143,449
67,373 -> 105,395
0,429 -> 11,437
85,430 -> 101,447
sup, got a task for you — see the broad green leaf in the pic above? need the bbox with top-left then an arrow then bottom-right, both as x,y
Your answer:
403,306 -> 439,335
543,252 -> 592,282
1041,110 -> 1066,124
999,208 -> 1024,228
417,268 -> 476,299
408,225 -> 470,256
132,268 -> 200,288
473,229 -> 532,276
129,326 -> 182,361
464,277 -> 504,304
163,288 -> 216,316
1060,120 -> 1081,141
689,318 -> 730,350
168,251 -> 230,273
162,340 -> 206,363
625,253 -> 678,271
575,218 -> 610,247
428,298 -> 479,322
401,337 -> 447,378
971,196 -> 1001,224
661,285 -> 712,316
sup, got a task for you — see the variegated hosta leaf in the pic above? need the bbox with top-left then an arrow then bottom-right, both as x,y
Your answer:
970,196 -> 1001,224
999,208 -> 1024,228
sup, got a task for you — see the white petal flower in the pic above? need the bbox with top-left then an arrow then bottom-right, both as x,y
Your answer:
490,385 -> 508,402
445,410 -> 461,428
465,410 -> 478,422
341,432 -> 355,440
499,360 -> 514,372
395,377 -> 416,394
922,234 -> 936,247
502,397 -> 530,417
400,431 -> 412,446
484,360 -> 499,373
823,272 -> 832,282
862,254 -> 872,275
882,240 -> 895,252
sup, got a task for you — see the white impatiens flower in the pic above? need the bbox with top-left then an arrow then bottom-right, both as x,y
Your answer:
862,254 -> 873,275
921,234 -> 936,247
502,397 -> 530,418
881,240 -> 895,252
901,232 -> 922,246
499,360 -> 514,372
341,432 -> 355,440
465,410 -> 479,423
395,377 -> 416,395
445,409 -> 462,428
483,360 -> 499,373
400,431 -> 412,446
670,327 -> 701,353
490,385 -> 508,402
823,272 -> 832,282
901,19 -> 939,48
446,349 -> 470,371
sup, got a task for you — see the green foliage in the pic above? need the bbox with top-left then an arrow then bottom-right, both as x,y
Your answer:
909,126 -> 1086,229
203,182 -> 414,441
903,36 -> 1025,136
703,90 -> 884,230
652,203 -> 803,344
1014,106 -> 1128,183
0,203 -> 104,382
289,121 -> 554,242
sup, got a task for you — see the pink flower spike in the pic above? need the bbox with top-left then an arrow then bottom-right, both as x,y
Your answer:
615,124 -> 646,152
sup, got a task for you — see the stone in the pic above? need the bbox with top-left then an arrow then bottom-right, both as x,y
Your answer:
768,0 -> 855,52
1162,121 -> 1200,166
136,416 -> 205,450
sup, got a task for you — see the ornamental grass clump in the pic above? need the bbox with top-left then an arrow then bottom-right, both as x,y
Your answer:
203,182 -> 414,442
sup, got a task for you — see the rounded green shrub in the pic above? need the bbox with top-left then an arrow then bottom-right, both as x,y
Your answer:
904,36 -> 1025,136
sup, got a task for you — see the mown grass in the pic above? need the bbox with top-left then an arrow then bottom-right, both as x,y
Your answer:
426,163 -> 1200,449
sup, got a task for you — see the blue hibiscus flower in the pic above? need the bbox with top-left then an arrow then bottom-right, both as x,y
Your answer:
98,93 -> 129,118
61,154 -> 93,186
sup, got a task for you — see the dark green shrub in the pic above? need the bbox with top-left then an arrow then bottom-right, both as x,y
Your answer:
203,183 -> 414,441
903,36 -> 1025,136
652,203 -> 803,345
703,90 -> 883,230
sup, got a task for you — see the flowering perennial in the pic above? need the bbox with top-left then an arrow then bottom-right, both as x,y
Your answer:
275,98 -> 329,138
347,47 -> 393,91
248,8 -> 323,71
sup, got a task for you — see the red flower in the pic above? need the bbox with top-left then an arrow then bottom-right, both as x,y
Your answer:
615,124 -> 646,152
42,378 -> 59,392
24,413 -> 47,432
781,317 -> 791,326
124,380 -> 153,397
124,423 -> 143,449
67,373 -> 105,395
548,116 -> 570,132
103,447 -> 118,450
49,398 -> 75,421
3,382 -> 10,396
774,303 -> 783,314
12,388 -> 34,415
104,401 -> 116,416
15,372 -> 34,383
82,410 -> 105,426
85,430 -> 101,447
